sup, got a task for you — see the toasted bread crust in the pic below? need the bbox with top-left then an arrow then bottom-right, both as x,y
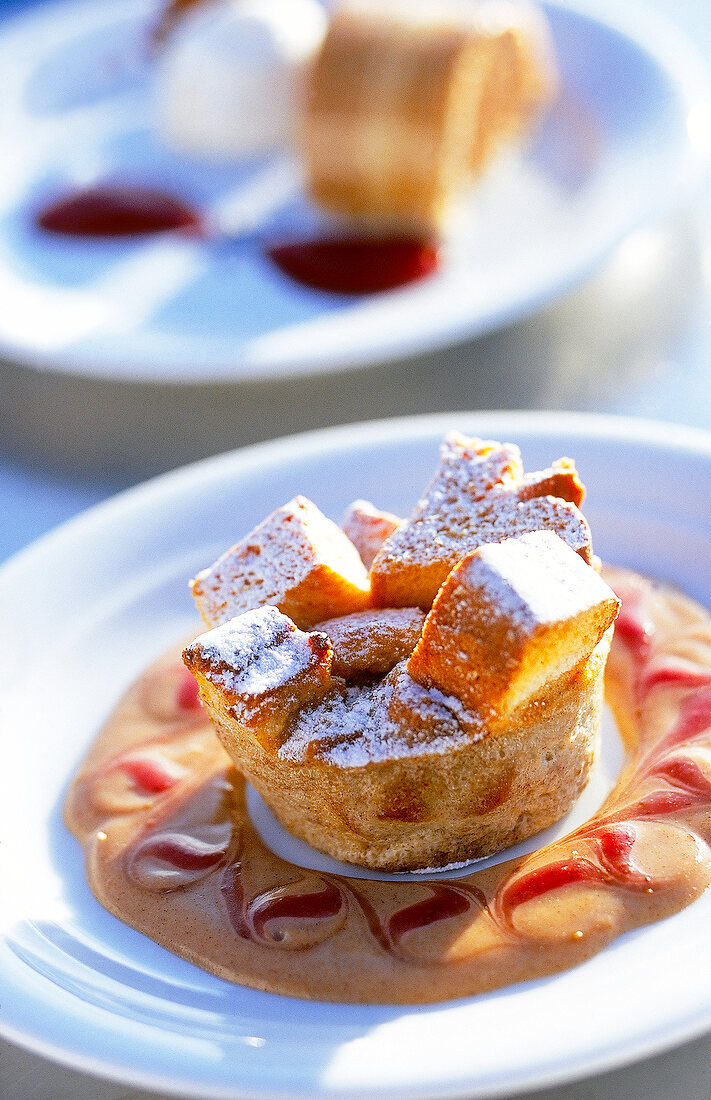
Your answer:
408,532 -> 619,717
183,606 -> 336,750
188,645 -> 608,870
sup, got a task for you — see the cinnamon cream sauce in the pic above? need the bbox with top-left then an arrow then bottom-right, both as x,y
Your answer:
64,567 -> 711,1003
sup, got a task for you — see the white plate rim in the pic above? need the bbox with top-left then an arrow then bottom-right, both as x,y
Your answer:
2,410 -> 711,1100
0,0 -> 710,382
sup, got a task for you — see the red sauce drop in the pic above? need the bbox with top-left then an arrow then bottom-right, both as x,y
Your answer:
134,832 -> 228,872
650,756 -> 711,797
501,857 -> 600,913
117,752 -> 182,794
629,790 -> 695,817
36,184 -> 202,238
221,864 -> 251,939
250,883 -> 344,939
614,598 -> 655,659
266,237 -> 440,294
594,823 -> 633,864
642,665 -> 711,693
589,823 -> 651,888
675,686 -> 711,740
220,866 -> 344,945
387,884 -> 471,941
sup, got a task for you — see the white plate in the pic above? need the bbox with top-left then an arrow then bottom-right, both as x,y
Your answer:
2,410 -> 711,1100
1,0 -> 710,382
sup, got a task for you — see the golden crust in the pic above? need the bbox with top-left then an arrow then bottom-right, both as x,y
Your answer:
315,607 -> 425,677
408,532 -> 620,717
185,548 -> 617,869
183,606 -> 336,751
188,648 -> 608,871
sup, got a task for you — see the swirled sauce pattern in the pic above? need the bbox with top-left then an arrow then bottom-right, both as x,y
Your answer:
64,567 -> 711,1003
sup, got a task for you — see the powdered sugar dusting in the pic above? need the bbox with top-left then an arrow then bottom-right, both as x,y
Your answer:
278,664 -> 480,767
372,435 -> 591,583
280,680 -> 394,767
513,496 -> 589,553
470,531 -> 617,627
188,606 -> 318,697
369,433 -> 594,616
403,435 -> 523,550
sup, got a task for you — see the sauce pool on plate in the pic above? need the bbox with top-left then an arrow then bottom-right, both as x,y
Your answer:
64,566 -> 711,1003
266,238 -> 440,294
34,184 -> 440,293
35,184 -> 203,237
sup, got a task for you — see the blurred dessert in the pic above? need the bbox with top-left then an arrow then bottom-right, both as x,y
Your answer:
153,0 -> 556,239
183,434 -> 619,872
154,0 -> 328,160
301,0 -> 557,234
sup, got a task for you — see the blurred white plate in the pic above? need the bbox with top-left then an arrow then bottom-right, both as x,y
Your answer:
0,0 -> 710,381
2,411 -> 711,1099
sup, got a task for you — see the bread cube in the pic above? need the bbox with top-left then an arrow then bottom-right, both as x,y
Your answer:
407,530 -> 619,717
183,605 -> 335,750
191,495 -> 371,630
341,499 -> 402,569
370,433 -> 591,610
315,607 -> 425,677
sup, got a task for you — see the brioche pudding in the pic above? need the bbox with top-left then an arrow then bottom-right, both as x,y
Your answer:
183,434 -> 619,872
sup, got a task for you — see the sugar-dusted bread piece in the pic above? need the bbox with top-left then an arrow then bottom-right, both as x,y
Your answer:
315,607 -> 425,677
341,499 -> 402,569
191,495 -> 371,630
183,605 -> 335,751
301,0 -> 556,234
407,530 -> 620,718
518,457 -> 584,506
370,433 -> 590,610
